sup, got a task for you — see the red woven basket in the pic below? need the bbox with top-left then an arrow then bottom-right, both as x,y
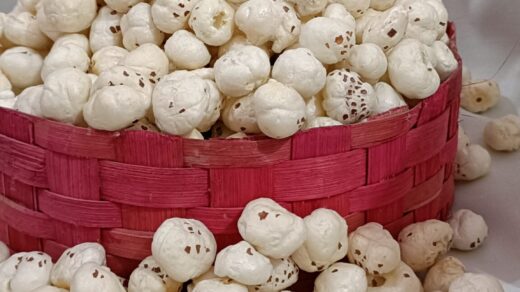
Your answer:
0,25 -> 462,279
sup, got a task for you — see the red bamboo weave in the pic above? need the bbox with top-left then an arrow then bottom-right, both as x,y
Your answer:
0,24 -> 462,278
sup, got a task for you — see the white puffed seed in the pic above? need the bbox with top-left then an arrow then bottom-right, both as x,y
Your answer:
118,43 -> 169,83
153,77 -> 210,136
151,0 -> 200,34
0,46 -> 43,89
314,263 -> 367,292
272,48 -> 326,100
404,1 -> 439,46
84,84 -> 152,131
299,10 -> 356,64
128,268 -> 167,292
323,69 -> 376,124
69,263 -> 125,292
370,0 -> 396,11
460,80 -> 501,113
253,79 -> 307,139
53,34 -> 91,54
189,0 -> 235,46
330,0 -> 370,18
448,209 -> 488,251
192,278 -> 248,292
214,45 -> 270,98
35,4 -> 65,41
151,218 -> 217,283
484,114 -> 520,152
367,261 -> 422,292
424,0 -> 449,40
362,5 -> 408,51
398,219 -> 454,272
289,0 -> 328,17
304,94 -> 326,124
347,223 -> 401,275
0,241 -> 9,263
165,30 -> 211,70
90,46 -> 129,75
0,90 -> 16,109
214,241 -> 273,285
217,33 -> 271,58
0,70 -> 11,92
304,117 -> 343,130
40,68 -> 91,125
348,43 -> 387,82
388,38 -> 440,99
235,0 -> 301,53
423,256 -> 465,292
431,40 -> 458,81
221,93 -> 261,134
4,12 -> 52,50
252,257 -> 299,292
292,209 -> 349,273
237,198 -> 306,259
120,3 -> 165,51
355,9 -> 381,42
41,43 -> 90,81
27,286 -> 68,292
373,82 -> 407,115
449,273 -> 504,292
89,6 -> 123,53
454,144 -> 492,181
105,0 -> 145,14
9,252 -> 53,292
50,242 -> 106,289
39,0 -> 97,33
14,85 -> 43,117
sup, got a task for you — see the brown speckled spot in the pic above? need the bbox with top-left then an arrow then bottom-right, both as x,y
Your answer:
258,211 -> 269,220
403,273 -> 410,278
93,269 -> 99,278
283,6 -> 289,12
185,246 -> 191,254
247,248 -> 254,256
335,35 -> 344,44
196,245 -> 201,254
387,28 -> 397,37
179,108 -> 186,113
414,18 -> 420,22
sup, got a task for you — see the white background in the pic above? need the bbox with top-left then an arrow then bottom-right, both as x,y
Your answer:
1,0 -> 519,289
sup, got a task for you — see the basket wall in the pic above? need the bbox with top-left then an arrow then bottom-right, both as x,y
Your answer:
0,25 -> 462,277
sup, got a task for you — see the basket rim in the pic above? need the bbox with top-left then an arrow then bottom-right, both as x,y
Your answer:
0,23 -> 461,149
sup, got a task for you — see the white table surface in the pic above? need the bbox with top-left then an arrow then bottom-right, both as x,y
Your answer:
453,99 -> 520,291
